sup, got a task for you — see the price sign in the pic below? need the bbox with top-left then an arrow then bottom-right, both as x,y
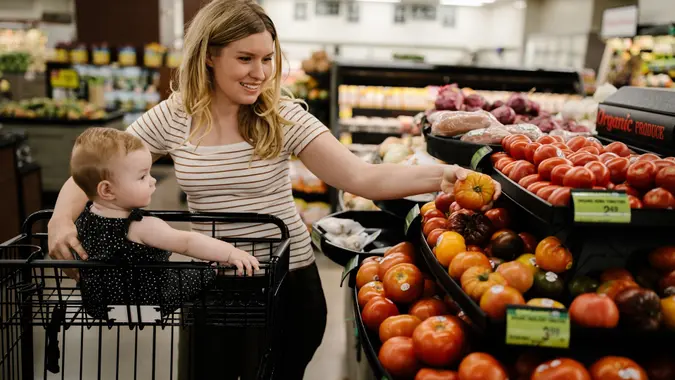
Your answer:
506,306 -> 570,348
50,69 -> 79,89
310,227 -> 322,251
572,191 -> 631,224
470,145 -> 493,171
341,255 -> 359,285
404,204 -> 420,235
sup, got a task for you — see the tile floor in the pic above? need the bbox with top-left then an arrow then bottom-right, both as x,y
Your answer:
21,167 -> 352,380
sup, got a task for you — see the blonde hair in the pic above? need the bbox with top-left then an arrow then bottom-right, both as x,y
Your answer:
70,128 -> 146,198
174,0 -> 297,160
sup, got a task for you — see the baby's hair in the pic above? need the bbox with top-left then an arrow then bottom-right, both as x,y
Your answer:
70,127 -> 146,198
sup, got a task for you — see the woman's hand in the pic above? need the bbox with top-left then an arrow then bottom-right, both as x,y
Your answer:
48,217 -> 87,280
441,165 -> 502,211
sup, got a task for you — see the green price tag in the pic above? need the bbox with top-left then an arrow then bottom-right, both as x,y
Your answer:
404,204 -> 421,235
506,306 -> 570,348
341,255 -> 359,285
310,227 -> 322,251
470,145 -> 493,171
572,191 -> 631,224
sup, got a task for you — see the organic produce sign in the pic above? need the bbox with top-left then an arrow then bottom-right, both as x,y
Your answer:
596,104 -> 674,151
571,191 -> 630,224
470,145 -> 493,171
506,306 -> 570,348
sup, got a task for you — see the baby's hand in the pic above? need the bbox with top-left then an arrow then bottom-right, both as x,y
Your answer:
227,248 -> 260,276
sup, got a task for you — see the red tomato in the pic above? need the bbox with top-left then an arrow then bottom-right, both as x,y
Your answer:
656,166 -> 675,194
427,228 -> 447,247
648,246 -> 675,272
356,261 -> 381,289
415,369 -> 458,380
422,273 -> 436,298
606,157 -> 630,184
550,135 -> 565,143
532,358 -> 591,380
412,315 -> 466,367
458,352 -> 508,380
586,137 -> 604,152
508,161 -> 537,183
551,142 -> 570,151
563,167 -> 596,189
358,281 -> 385,309
423,218 -> 450,237
362,296 -> 399,331
626,160 -> 657,190
490,152 -> 510,165
599,152 -> 619,164
527,181 -> 552,194
605,141 -> 631,157
510,140 -> 530,161
548,187 -> 572,206
503,135 -> 532,155
653,159 -> 675,172
584,161 -> 610,187
567,136 -> 591,151
484,208 -> 511,230
502,161 -> 518,177
589,356 -> 648,380
379,315 -> 422,343
538,157 -> 572,180
569,293 -> 619,328
379,252 -> 415,282
434,193 -> 454,214
519,232 -> 538,254
568,151 -> 599,167
524,142 -> 542,163
383,263 -> 424,304
637,153 -> 660,162
550,164 -> 573,186
495,157 -> 516,172
613,183 -> 640,197
577,146 -> 600,155
378,337 -> 420,379
409,298 -> 449,321
533,145 -> 565,167
643,188 -> 675,209
423,209 -> 445,224
628,195 -> 643,209
518,174 -> 542,189
537,135 -> 558,145
536,185 -> 562,200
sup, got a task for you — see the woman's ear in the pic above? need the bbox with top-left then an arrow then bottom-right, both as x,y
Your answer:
97,180 -> 116,201
206,55 -> 214,68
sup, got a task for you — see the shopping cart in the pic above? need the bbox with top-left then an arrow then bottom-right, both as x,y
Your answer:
0,209 -> 290,380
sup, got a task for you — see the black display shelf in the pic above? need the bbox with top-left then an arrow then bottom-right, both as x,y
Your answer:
374,197 -> 432,220
424,126 -> 501,170
350,108 -> 421,118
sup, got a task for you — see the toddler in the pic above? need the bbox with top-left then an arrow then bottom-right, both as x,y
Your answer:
69,127 -> 259,321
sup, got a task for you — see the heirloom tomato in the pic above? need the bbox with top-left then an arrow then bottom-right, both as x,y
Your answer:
496,261 -> 533,293
569,293 -> 619,328
535,236 -> 573,273
434,232 -> 466,267
448,251 -> 491,280
454,172 -> 496,211
648,246 -> 675,272
479,284 -> 525,320
461,266 -> 507,301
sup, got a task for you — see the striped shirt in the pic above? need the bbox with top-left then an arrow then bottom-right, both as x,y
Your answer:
126,97 -> 329,270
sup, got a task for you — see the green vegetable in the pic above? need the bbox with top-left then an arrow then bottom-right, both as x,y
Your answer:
568,276 -> 600,297
533,270 -> 565,298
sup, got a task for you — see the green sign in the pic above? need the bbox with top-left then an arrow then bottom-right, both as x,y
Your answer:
310,227 -> 322,251
404,204 -> 420,235
506,306 -> 570,348
572,191 -> 631,224
341,255 -> 359,285
470,145 -> 493,171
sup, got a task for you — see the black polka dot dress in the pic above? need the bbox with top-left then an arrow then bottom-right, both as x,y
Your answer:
74,202 -> 216,321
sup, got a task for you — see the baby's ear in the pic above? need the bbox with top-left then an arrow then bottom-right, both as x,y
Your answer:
97,180 -> 115,201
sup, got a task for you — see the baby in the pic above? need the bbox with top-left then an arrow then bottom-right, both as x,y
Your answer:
69,127 -> 259,320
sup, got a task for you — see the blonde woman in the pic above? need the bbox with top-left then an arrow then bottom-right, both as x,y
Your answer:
47,0 -> 500,378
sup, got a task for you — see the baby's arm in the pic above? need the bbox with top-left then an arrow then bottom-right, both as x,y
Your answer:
128,216 -> 260,276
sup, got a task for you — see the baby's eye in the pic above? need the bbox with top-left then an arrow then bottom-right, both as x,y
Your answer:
141,175 -> 146,180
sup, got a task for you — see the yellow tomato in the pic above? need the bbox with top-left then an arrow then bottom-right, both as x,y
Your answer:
516,254 -> 538,275
434,231 -> 466,267
527,298 -> 565,309
661,296 -> 675,330
420,201 -> 436,216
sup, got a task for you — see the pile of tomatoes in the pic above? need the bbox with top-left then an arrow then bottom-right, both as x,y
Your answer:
494,134 -> 675,208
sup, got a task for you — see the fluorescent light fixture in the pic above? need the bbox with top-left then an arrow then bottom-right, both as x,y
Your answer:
357,0 -> 401,3
440,0 -> 491,6
513,0 -> 527,9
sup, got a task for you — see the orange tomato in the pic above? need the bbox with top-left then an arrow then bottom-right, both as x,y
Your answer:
415,368 -> 458,380
434,232 -> 466,267
427,228 -> 448,247
379,314 -> 422,343
448,251 -> 491,280
458,352 -> 508,380
496,261 -> 534,293
516,253 -> 539,275
661,296 -> 675,330
357,280 -> 385,309
479,285 -> 525,320
535,236 -> 573,273
378,252 -> 415,281
454,172 -> 496,211
420,201 -> 437,216
356,261 -> 381,289
589,356 -> 648,380
385,242 -> 416,259
382,263 -> 425,304
378,336 -> 420,379
599,267 -> 634,283
596,279 -> 640,301
461,267 -> 507,302
532,358 -> 591,380
409,298 -> 449,321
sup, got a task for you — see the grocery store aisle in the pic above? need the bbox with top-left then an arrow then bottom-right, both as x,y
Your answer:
30,167 -> 347,380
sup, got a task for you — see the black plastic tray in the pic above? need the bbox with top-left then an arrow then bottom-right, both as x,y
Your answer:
311,210 -> 405,267
424,126 -> 502,170
374,198 -> 432,219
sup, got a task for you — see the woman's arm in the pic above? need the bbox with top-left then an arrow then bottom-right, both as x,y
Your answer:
48,177 -> 90,260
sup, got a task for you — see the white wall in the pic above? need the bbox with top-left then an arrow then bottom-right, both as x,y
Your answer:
638,0 -> 675,25
537,0 -> 594,35
0,0 -> 76,47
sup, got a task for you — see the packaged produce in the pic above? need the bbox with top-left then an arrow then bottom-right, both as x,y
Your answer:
460,125 -> 511,144
429,110 -> 502,137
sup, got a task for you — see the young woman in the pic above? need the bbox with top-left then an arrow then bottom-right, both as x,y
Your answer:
47,0 -> 500,378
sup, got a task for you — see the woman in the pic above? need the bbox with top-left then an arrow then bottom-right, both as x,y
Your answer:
47,0 -> 499,378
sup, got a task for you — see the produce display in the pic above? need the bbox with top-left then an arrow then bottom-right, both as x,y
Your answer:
0,97 -> 107,120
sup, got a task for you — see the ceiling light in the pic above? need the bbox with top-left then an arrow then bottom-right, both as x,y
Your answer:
357,0 -> 401,3
513,0 -> 527,9
440,0 -> 490,7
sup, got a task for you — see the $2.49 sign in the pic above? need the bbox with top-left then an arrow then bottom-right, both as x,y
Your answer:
571,190 -> 631,224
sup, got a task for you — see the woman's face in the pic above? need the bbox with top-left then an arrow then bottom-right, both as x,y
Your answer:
209,31 -> 275,106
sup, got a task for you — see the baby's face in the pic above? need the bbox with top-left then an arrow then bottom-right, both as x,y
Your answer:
109,148 -> 156,209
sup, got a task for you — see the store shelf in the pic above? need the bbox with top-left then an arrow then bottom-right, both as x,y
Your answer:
424,127 -> 501,170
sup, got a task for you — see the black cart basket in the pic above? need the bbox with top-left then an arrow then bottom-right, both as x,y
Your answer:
0,209 -> 290,380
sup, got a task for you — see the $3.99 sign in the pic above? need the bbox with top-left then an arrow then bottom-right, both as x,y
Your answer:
506,306 -> 570,348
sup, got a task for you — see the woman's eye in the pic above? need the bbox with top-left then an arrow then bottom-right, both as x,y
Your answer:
239,57 -> 251,62
263,57 -> 273,62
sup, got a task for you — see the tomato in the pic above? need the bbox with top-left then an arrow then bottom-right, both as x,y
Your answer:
648,246 -> 675,272
537,135 -> 558,145
538,157 -> 572,180
412,315 -> 465,367
358,280 -> 385,308
660,270 -> 675,292
466,245 -> 483,252
518,232 -> 538,254
362,256 -> 383,265
536,185 -> 562,200
422,273 -> 436,298
378,336 -> 420,379
515,351 -> 545,379
448,251 -> 491,280
532,358 -> 591,380
567,136 -> 591,152
524,142 -> 542,163
409,298 -> 449,321
508,160 -> 537,183
454,172 -> 496,211
484,208 -> 511,230
667,157 -> 675,163
362,296 -> 399,331
496,261 -> 534,293
637,153 -> 659,162
584,161 -> 610,187
550,164 -> 573,186
533,145 -> 565,166
644,356 -> 675,380
527,298 -> 565,308
386,242 -> 416,259
568,151 -> 599,167
510,140 -> 530,161
495,157 -> 515,172
503,134 -> 532,155
552,142 -> 570,151
434,192 -> 454,214
379,314 -> 422,343
569,293 -> 619,328
491,228 -> 514,240
356,261 -> 381,289
427,228 -> 447,247
503,161 -> 519,177
480,284 -> 525,320
613,183 -> 640,197
434,232 -> 466,267
661,296 -> 675,330
628,195 -> 643,208
626,160 -> 657,190
423,217 -> 450,237
423,210 -> 446,227
535,236 -> 573,273
599,268 -> 633,283
563,167 -> 595,189
379,252 -> 415,281
383,263 -> 424,304
587,137 -> 604,152
460,266 -> 507,301
643,187 -> 675,209
458,352 -> 508,380
606,157 -> 630,184
518,173 -> 541,189
652,159 -> 675,173
597,279 -> 640,300
599,151 -> 619,164
421,201 -> 436,216
516,253 -> 538,274
655,166 -> 675,193
589,356 -> 648,380
490,152 -> 510,165
415,368 -> 458,380
604,141 -> 631,157
547,187 -> 572,206
577,146 -> 600,155
527,181 -> 551,194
